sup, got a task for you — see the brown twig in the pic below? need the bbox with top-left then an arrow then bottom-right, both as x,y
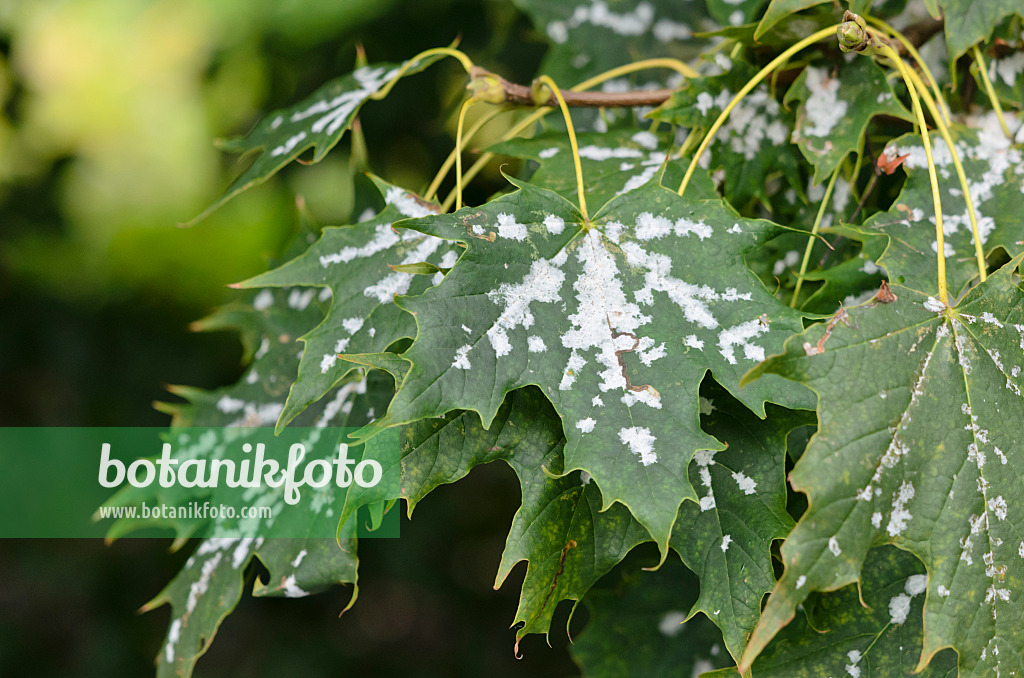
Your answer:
470,67 -> 672,108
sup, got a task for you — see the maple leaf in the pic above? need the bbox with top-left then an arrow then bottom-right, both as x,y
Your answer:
740,258 -> 1024,675
190,57 -> 441,223
785,57 -> 913,184
356,177 -> 813,555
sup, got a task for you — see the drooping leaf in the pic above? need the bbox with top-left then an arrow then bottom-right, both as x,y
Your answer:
338,385 -> 651,642
570,557 -> 734,678
670,383 -> 813,660
191,57 -> 441,223
748,546 -> 958,677
148,535 -> 359,678
739,258 -> 1024,676
361,178 -> 813,555
936,0 -> 1021,62
858,120 -> 1024,298
650,63 -> 804,208
784,57 -> 913,184
490,128 -> 718,210
237,178 -> 459,431
755,0 -> 833,41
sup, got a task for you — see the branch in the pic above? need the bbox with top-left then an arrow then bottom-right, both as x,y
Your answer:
469,67 -> 673,108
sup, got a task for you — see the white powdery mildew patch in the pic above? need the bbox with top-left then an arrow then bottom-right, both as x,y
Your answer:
886,481 -> 915,537
451,344 -> 472,370
981,312 -> 1004,328
796,575 -> 807,589
363,235 -> 446,304
315,377 -> 366,428
889,593 -> 912,625
718,320 -> 768,365
282,574 -> 309,598
938,585 -> 951,597
990,52 -> 1024,87
287,289 -> 314,310
701,85 -> 789,160
619,426 -> 658,465
544,214 -> 566,235
619,238 -> 752,334
617,151 -> 667,195
253,289 -> 274,311
217,396 -> 246,414
488,257 -> 566,358
906,574 -> 928,596
577,145 -> 644,161
924,296 -> 945,312
270,131 -> 307,157
694,449 -> 717,511
577,417 -> 596,433
495,213 -> 528,241
732,471 -> 757,495
562,230 -> 653,395
291,549 -> 308,568
635,212 -> 712,241
828,536 -> 842,557
773,250 -> 800,276
720,535 -> 732,552
288,65 -> 397,138
799,67 -> 847,138
989,495 -> 1008,521
165,618 -> 182,663
186,551 -> 224,615
954,329 -> 973,375
320,223 -> 400,267
528,335 -> 547,353
846,649 -> 862,678
545,0 -> 656,45
232,537 -> 262,569
384,186 -> 435,219
538,147 -> 560,159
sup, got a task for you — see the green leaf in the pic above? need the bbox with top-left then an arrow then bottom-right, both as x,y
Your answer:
671,383 -> 813,660
341,385 -> 651,642
238,178 -> 459,431
858,125 -> 1024,298
784,58 -> 913,184
650,63 -> 804,208
753,0 -> 872,40
740,258 -> 1024,675
190,57 -> 440,223
938,0 -> 1021,62
512,0 -> 709,85
571,558 -> 734,677
365,178 -> 812,555
149,536 -> 358,678
749,546 -> 958,677
490,128 -> 719,210
495,395 -> 651,642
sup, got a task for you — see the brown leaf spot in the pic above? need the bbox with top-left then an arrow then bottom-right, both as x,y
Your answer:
877,151 -> 910,175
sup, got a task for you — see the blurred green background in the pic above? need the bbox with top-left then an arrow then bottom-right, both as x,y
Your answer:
0,0 -> 587,674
